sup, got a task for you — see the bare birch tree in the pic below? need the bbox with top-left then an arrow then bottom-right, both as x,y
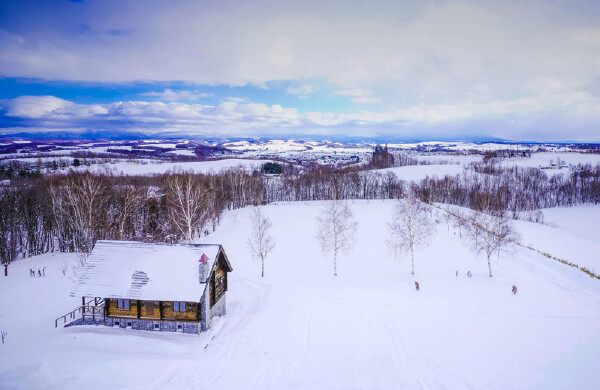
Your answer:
316,200 -> 358,276
464,210 -> 520,277
452,209 -> 468,238
50,172 -> 110,255
388,193 -> 434,275
0,189 -> 20,268
50,172 -> 110,277
115,185 -> 143,240
248,206 -> 275,277
164,173 -> 212,243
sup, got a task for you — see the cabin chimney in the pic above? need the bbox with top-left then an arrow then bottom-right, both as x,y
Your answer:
199,253 -> 210,283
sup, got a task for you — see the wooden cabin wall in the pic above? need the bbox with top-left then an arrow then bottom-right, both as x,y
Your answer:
107,298 -> 138,318
210,256 -> 228,307
219,251 -> 229,292
107,299 -> 199,321
140,300 -> 160,319
162,301 -> 199,321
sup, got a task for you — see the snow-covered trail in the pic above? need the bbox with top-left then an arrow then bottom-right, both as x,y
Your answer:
1,201 -> 600,389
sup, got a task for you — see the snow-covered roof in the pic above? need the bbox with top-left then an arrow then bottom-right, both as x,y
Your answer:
74,240 -> 227,302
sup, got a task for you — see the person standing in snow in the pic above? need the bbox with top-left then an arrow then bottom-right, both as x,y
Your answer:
512,285 -> 518,295
415,281 -> 420,291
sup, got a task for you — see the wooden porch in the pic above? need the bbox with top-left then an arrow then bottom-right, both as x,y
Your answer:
55,296 -> 105,328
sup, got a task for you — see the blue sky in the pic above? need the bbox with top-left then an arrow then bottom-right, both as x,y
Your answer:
0,0 -> 599,141
0,78 -> 353,113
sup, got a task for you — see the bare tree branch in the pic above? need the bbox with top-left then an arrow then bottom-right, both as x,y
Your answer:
387,192 -> 434,275
164,172 -> 212,243
464,210 -> 520,277
248,206 -> 275,277
316,200 -> 358,276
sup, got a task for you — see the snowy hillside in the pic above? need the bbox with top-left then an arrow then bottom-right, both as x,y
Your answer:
65,158 -> 277,176
1,201 -> 600,389
374,164 -> 465,182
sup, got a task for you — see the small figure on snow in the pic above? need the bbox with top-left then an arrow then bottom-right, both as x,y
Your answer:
29,269 -> 34,277
455,270 -> 458,277
467,270 -> 472,278
37,269 -> 41,277
414,281 -> 420,291
512,285 -> 518,295
4,264 -> 7,277
42,267 -> 46,277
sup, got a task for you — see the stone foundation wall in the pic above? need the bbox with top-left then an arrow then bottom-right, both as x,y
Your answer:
64,316 -> 104,327
106,317 -> 200,334
65,317 -> 200,334
211,294 -> 227,318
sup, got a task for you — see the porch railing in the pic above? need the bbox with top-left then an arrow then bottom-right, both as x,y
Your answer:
54,296 -> 104,328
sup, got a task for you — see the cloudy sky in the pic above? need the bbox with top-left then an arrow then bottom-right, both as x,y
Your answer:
0,0 -> 599,141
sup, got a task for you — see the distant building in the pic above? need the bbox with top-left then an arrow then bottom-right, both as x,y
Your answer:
58,240 -> 233,334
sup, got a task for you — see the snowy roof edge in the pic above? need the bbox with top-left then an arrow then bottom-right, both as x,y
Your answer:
72,240 -> 230,302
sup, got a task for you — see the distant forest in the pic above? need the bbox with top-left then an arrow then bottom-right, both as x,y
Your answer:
1,147 -> 599,266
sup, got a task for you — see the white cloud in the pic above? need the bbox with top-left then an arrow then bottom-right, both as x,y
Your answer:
4,90 -> 599,141
350,96 -> 381,104
334,89 -> 381,104
285,84 -> 314,99
341,91 -> 600,128
4,96 -> 108,118
2,1 -> 598,96
2,96 -> 300,135
225,97 -> 248,103
140,89 -> 212,101
334,89 -> 370,97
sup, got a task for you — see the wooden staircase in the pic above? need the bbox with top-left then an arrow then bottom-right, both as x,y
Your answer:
55,297 -> 105,328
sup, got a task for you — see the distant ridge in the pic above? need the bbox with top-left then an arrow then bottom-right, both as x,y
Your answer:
0,130 -> 598,145
0,130 -> 507,143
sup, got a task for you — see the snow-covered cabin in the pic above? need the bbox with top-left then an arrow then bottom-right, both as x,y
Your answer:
70,240 -> 233,334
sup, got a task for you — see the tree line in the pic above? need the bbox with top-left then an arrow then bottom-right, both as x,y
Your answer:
1,157 -> 599,267
413,161 -> 600,219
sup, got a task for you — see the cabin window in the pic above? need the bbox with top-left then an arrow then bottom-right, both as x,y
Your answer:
173,301 -> 186,312
117,299 -> 130,310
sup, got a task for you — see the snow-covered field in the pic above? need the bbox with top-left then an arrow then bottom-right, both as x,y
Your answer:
499,152 -> 600,171
67,158 -> 277,175
375,164 -> 465,181
415,154 -> 482,165
1,201 -> 600,389
365,152 -> 599,183
516,205 -> 600,273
